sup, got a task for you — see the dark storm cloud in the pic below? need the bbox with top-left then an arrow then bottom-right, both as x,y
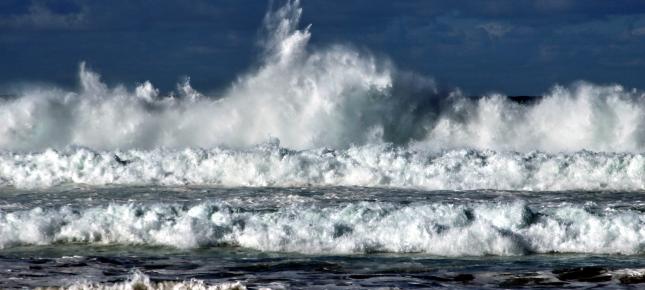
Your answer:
1,0 -> 645,95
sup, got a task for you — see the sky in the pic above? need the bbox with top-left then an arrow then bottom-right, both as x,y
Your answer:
1,0 -> 645,96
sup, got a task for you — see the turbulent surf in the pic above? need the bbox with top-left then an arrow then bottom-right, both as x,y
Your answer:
1,145 -> 645,190
1,2 -> 644,153
2,200 -> 644,256
1,0 -> 644,289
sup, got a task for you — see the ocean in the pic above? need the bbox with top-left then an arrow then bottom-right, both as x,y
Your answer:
1,0 -> 644,289
1,186 -> 644,288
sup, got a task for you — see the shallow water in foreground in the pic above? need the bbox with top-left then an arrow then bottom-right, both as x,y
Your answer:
1,186 -> 644,289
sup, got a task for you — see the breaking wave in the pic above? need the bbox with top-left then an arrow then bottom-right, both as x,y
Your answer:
2,201 -> 643,256
0,0 -> 644,153
1,145 -> 644,190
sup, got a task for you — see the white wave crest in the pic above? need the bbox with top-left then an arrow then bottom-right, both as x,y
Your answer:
0,0 -> 391,151
2,201 -> 643,256
1,1 -> 644,153
1,145 -> 644,190
422,84 -> 645,152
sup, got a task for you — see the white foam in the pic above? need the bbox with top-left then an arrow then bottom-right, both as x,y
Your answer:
1,145 -> 644,190
50,270 -> 246,290
421,84 -> 645,152
0,0 -> 391,151
1,1 -> 644,153
2,201 -> 643,256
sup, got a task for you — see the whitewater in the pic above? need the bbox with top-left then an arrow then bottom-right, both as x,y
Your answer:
1,3 -> 644,153
1,0 -> 645,289
2,200 -> 644,255
2,145 -> 645,190
1,2 -> 644,194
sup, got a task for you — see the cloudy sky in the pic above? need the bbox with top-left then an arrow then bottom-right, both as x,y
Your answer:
2,0 -> 645,95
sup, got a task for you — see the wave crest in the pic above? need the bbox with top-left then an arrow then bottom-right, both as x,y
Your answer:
1,1 -> 644,152
2,201 -> 643,256
1,145 -> 644,190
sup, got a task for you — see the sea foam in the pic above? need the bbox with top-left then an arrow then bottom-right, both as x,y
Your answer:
48,270 -> 246,290
1,1 -> 644,153
2,201 -> 643,256
1,145 -> 643,190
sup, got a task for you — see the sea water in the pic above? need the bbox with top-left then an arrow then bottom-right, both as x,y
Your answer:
1,186 -> 644,288
1,0 -> 644,288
